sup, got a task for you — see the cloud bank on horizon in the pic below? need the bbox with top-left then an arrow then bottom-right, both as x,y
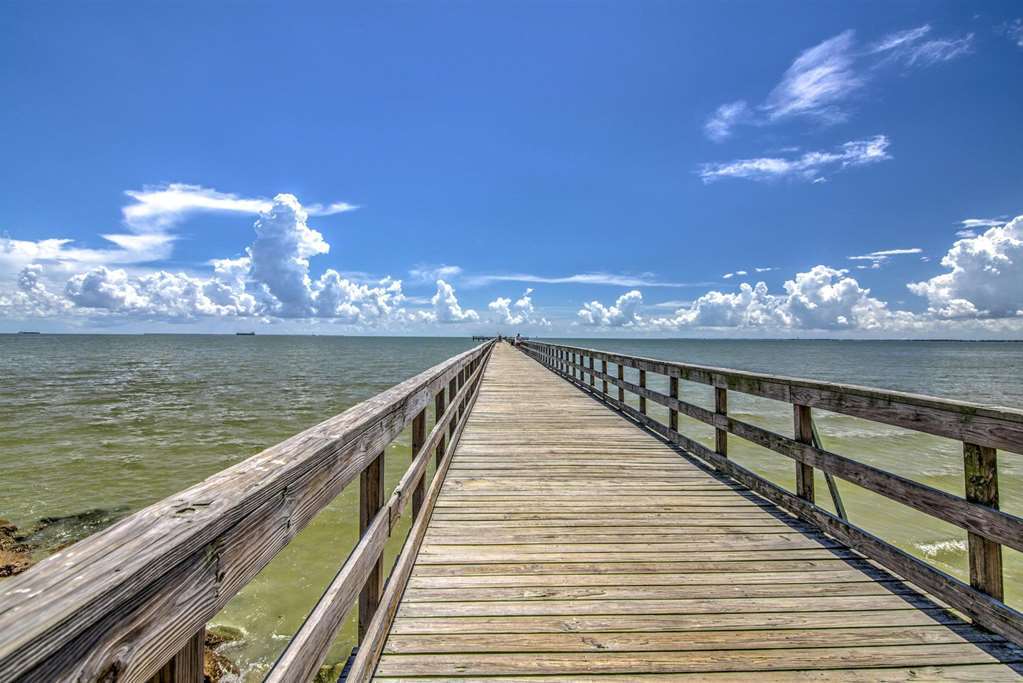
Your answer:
1,181 -> 1021,336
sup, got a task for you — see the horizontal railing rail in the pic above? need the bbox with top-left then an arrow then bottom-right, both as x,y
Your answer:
521,340 -> 1023,646
0,340 -> 495,683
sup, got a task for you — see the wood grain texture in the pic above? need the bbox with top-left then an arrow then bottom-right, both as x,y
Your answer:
524,341 -> 1023,453
146,628 -> 203,683
964,442 -> 1003,602
0,341 -> 493,683
532,343 -> 1023,554
365,343 -> 1023,681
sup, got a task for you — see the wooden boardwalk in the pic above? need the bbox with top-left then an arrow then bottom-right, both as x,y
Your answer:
373,343 -> 1023,681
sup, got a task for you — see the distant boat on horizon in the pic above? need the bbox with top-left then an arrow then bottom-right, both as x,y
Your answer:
17,331 -> 41,335
235,332 -> 256,336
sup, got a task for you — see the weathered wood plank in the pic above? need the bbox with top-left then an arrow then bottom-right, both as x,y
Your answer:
964,442 -> 1003,602
364,343 -> 1023,680
358,451 -> 385,642
524,341 -> 1023,453
0,342 -> 492,682
147,628 -> 203,683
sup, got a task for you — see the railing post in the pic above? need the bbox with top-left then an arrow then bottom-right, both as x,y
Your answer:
617,364 -> 624,404
358,450 -> 385,641
411,408 -> 427,516
434,390 -> 446,468
148,627 -> 204,683
639,370 -> 647,415
447,376 -> 458,443
714,387 -> 728,462
669,376 -> 679,432
456,367 -> 465,421
601,359 -> 608,398
793,405 -> 815,503
964,442 -> 1003,602
588,355 -> 595,388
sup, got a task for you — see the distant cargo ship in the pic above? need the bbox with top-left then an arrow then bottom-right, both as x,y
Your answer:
235,332 -> 256,336
17,331 -> 41,334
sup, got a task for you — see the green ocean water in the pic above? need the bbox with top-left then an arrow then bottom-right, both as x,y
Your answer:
1,335 -> 1021,679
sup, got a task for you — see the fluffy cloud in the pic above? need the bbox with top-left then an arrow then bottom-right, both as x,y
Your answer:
578,290 -> 644,327
700,135 -> 891,183
63,266 -> 259,318
648,266 -> 909,331
3,193 -> 405,325
419,279 -> 478,323
488,288 -> 549,326
245,194 -> 329,316
0,265 -> 73,318
908,215 -> 1023,319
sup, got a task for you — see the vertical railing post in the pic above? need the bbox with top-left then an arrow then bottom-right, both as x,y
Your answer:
669,375 -> 679,432
793,405 -> 815,503
714,386 -> 728,464
148,628 -> 204,683
457,366 -> 466,421
358,450 -> 385,641
447,375 -> 458,443
601,359 -> 608,398
411,408 -> 427,516
588,355 -> 595,388
639,369 -> 647,415
434,390 -> 447,468
964,442 -> 1003,602
614,363 -> 622,405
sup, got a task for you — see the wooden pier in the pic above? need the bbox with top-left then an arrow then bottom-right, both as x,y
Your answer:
2,339 -> 1022,681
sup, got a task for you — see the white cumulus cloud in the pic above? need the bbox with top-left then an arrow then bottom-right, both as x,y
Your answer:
578,290 -> 644,327
650,266 -> 910,331
3,193 -> 406,326
488,288 -> 550,327
419,279 -> 479,323
908,215 -> 1023,319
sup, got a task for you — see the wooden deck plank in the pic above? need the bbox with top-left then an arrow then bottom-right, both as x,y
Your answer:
371,344 -> 1022,680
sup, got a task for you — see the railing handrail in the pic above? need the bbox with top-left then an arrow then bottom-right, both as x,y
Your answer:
521,340 -> 1022,647
0,340 -> 495,682
524,340 -> 1023,453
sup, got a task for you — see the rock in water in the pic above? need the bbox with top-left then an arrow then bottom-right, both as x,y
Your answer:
204,625 -> 243,683
0,519 -> 33,577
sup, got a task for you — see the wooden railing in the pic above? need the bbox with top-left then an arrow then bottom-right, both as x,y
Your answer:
521,340 -> 1023,646
0,340 -> 495,683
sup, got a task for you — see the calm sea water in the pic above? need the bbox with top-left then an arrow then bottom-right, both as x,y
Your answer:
1,335 -> 1021,679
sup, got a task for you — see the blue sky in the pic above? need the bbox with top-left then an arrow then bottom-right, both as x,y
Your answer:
1,1 -> 1021,336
